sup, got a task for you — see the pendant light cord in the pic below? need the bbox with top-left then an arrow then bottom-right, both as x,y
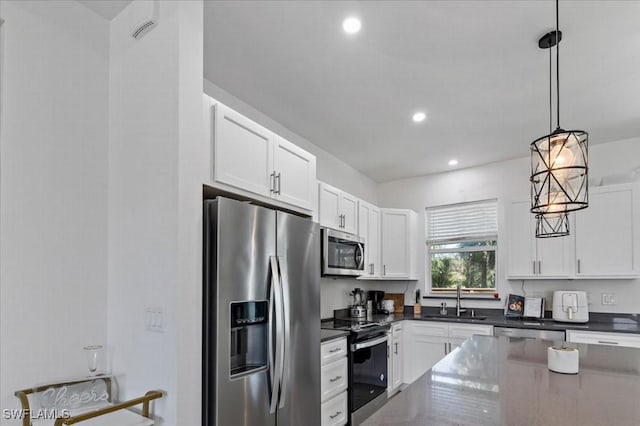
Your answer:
549,44 -> 553,134
555,0 -> 560,130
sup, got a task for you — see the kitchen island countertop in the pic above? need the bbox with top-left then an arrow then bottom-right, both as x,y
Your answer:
362,335 -> 640,426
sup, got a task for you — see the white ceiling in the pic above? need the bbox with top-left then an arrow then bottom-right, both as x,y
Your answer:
204,1 -> 640,182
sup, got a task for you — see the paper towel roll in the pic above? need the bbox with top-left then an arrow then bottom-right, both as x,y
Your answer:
548,346 -> 579,374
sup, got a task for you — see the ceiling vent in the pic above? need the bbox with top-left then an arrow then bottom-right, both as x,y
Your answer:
131,19 -> 156,39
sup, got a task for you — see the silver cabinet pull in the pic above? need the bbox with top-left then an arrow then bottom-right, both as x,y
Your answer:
329,375 -> 342,382
383,265 -> 386,276
533,260 -> 536,275
270,172 -> 276,193
275,172 -> 281,194
449,342 -> 452,353
577,259 -> 581,274
370,263 -> 374,275
329,347 -> 341,353
538,260 -> 542,275
444,342 -> 447,354
597,340 -> 619,345
329,411 -> 342,419
394,342 -> 398,355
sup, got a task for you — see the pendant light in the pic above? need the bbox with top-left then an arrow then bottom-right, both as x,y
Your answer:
530,0 -> 588,230
535,213 -> 569,238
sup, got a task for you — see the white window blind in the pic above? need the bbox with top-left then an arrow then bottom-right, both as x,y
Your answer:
427,199 -> 498,242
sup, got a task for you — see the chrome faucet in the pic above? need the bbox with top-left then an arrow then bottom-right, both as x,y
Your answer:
456,283 -> 467,317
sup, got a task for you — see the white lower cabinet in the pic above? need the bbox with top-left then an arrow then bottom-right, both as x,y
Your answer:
387,322 -> 404,396
403,321 -> 493,384
321,391 -> 348,426
321,337 -> 348,426
566,330 -> 640,348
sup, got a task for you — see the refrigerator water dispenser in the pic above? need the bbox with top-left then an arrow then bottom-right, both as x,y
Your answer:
230,301 -> 268,378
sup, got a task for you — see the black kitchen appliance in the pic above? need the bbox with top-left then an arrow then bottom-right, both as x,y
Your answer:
367,290 -> 387,314
322,312 -> 390,425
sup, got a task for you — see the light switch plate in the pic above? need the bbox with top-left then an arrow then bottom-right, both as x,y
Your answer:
601,293 -> 616,306
145,307 -> 165,332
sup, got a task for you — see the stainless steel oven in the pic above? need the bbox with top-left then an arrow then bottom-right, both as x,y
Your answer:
349,332 -> 388,424
321,228 -> 365,276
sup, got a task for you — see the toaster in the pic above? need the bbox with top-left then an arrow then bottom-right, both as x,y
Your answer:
552,290 -> 589,323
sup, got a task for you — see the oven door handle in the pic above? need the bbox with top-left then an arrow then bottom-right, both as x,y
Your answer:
351,335 -> 388,352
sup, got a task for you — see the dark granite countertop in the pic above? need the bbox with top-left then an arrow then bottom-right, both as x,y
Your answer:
363,307 -> 640,334
321,328 -> 350,342
363,335 -> 640,426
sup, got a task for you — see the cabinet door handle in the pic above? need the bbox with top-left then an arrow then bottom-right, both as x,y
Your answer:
538,260 -> 542,275
329,411 -> 342,420
275,172 -> 281,194
329,375 -> 342,382
270,172 -> 276,193
444,342 -> 447,354
577,259 -> 581,274
533,260 -> 536,275
342,214 -> 345,228
383,265 -> 386,276
597,340 -> 619,345
394,342 -> 398,355
449,342 -> 452,352
329,347 -> 341,353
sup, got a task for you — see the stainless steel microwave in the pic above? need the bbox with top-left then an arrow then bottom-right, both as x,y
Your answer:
321,228 -> 365,276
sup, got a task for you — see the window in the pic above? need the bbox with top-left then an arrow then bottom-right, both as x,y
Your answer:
426,200 -> 498,294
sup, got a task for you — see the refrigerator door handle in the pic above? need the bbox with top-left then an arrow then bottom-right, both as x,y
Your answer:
269,256 -> 283,414
277,256 -> 290,409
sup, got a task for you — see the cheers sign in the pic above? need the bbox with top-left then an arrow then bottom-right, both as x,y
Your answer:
39,381 -> 109,410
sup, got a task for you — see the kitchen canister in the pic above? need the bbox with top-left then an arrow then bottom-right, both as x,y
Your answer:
547,346 -> 579,374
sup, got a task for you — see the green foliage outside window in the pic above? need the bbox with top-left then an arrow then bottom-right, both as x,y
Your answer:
430,241 -> 496,291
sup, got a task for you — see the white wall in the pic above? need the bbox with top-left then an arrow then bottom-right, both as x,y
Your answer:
0,0 -> 109,422
377,137 -> 640,313
108,2 -> 203,425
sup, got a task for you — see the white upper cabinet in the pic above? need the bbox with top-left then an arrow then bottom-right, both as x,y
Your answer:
213,103 -> 274,197
574,183 -> 640,278
506,183 -> 639,280
357,201 -> 381,278
273,135 -> 316,211
210,100 -> 316,212
318,182 -> 357,234
340,193 -> 358,234
381,209 -> 418,279
506,200 -> 573,279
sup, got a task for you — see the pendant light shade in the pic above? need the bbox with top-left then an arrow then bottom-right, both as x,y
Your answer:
530,128 -> 588,214
535,212 -> 570,238
529,0 -> 588,237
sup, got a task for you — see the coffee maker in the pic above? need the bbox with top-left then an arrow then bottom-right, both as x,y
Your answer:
367,290 -> 388,315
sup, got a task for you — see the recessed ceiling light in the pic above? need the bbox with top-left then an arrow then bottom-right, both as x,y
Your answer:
342,17 -> 361,34
412,111 -> 426,123
448,159 -> 459,166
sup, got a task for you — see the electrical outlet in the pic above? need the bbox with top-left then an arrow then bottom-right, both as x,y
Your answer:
601,293 -> 616,306
145,307 -> 165,332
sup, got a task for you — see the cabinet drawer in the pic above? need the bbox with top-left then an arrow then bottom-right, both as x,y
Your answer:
321,390 -> 348,426
566,330 -> 640,348
321,337 -> 347,365
392,322 -> 403,335
321,357 -> 348,402
408,321 -> 448,338
449,324 -> 494,339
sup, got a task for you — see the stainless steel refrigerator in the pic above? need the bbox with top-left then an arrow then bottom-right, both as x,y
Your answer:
203,197 -> 320,426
